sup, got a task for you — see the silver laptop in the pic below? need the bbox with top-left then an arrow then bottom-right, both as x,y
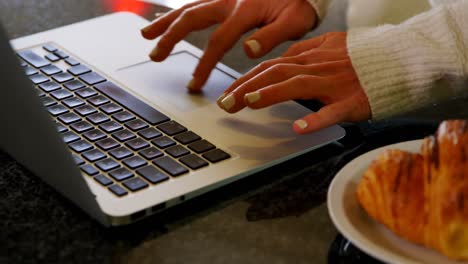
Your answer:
0,12 -> 345,226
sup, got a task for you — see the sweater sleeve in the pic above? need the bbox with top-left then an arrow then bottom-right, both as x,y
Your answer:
305,0 -> 331,24
347,0 -> 468,120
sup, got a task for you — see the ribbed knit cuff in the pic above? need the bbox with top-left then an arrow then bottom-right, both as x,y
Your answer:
347,3 -> 468,120
305,0 -> 330,25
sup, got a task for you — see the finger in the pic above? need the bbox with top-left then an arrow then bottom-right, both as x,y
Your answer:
150,1 -> 230,62
281,34 -> 326,57
293,100 -> 352,134
141,0 -> 213,40
243,4 -> 315,58
188,11 -> 257,92
242,74 -> 330,111
217,64 -> 311,112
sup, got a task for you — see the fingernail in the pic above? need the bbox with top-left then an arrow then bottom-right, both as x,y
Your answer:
245,91 -> 260,104
187,78 -> 195,90
217,92 -> 227,102
150,47 -> 159,60
294,120 -> 308,130
141,24 -> 152,33
154,12 -> 165,18
245,40 -> 262,56
220,94 -> 235,110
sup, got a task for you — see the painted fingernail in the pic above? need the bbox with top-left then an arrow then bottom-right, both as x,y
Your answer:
217,92 -> 227,102
149,47 -> 159,60
154,12 -> 166,17
294,120 -> 308,130
245,91 -> 261,104
245,40 -> 262,56
220,94 -> 235,110
141,24 -> 152,33
187,78 -> 195,90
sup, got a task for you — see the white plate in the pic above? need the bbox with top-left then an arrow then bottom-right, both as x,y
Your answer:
327,139 -> 468,264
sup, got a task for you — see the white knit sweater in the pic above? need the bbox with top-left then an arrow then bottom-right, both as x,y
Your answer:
307,0 -> 468,119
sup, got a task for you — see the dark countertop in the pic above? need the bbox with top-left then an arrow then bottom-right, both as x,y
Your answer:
1,1 -> 468,264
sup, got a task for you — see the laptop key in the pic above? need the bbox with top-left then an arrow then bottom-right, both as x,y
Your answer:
62,131 -> 80,144
166,145 -> 190,158
17,50 -> 50,68
63,97 -> 85,108
41,64 -> 62,76
75,104 -> 97,116
24,66 -> 38,76
47,104 -> 68,116
51,89 -> 73,100
68,64 -> 91,76
202,149 -> 231,163
42,44 -> 58,52
87,112 -> 110,124
96,138 -> 119,151
125,138 -> 149,151
138,127 -> 162,140
65,57 -> 80,66
55,122 -> 68,133
29,73 -> 49,84
157,121 -> 187,136
83,149 -> 106,162
64,79 -> 85,91
108,184 -> 128,197
123,156 -> 147,169
109,168 -> 134,181
112,111 -> 135,123
41,96 -> 57,107
174,131 -> 201,145
139,147 -> 163,160
72,154 -> 85,165
36,89 -> 46,97
125,119 -> 148,131
96,158 -> 120,172
76,87 -> 97,98
58,112 -> 81,124
38,81 -> 60,92
109,146 -> 133,160
151,136 -> 176,149
45,53 -> 60,62
79,72 -> 106,85
123,177 -> 148,192
83,129 -> 106,142
112,129 -> 136,142
54,50 -> 69,59
88,95 -> 109,106
80,164 -> 99,176
188,139 -> 215,154
180,154 -> 209,170
94,81 -> 169,125
52,72 -> 74,83
136,166 -> 169,184
153,156 -> 188,176
99,121 -> 123,133
69,140 -> 93,153
70,120 -> 93,133
100,103 -> 122,114
19,60 -> 27,67
94,174 -> 113,186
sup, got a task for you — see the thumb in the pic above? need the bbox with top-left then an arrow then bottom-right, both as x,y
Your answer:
243,9 -> 315,58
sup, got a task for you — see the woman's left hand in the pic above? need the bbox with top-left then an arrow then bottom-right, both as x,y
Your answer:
217,32 -> 372,134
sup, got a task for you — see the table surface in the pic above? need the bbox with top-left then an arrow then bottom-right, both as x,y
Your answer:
1,1 -> 467,264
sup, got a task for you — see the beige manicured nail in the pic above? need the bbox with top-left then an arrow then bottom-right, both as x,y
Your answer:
141,24 -> 152,33
150,47 -> 159,59
217,92 -> 227,102
220,94 -> 235,110
245,40 -> 262,56
245,91 -> 261,104
154,12 -> 166,17
295,120 -> 308,130
187,78 -> 195,90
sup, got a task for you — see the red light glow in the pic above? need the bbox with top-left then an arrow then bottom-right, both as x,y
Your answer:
103,0 -> 149,15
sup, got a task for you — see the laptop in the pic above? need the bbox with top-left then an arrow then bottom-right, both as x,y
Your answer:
0,12 -> 345,226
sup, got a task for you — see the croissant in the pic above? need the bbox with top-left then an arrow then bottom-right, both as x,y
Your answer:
356,120 -> 468,260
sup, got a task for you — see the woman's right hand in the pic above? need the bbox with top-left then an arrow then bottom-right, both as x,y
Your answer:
141,0 -> 318,92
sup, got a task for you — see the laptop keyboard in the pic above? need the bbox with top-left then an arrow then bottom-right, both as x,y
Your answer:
17,44 -> 231,197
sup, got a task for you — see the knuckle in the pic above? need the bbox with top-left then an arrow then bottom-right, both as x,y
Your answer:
269,64 -> 289,76
180,8 -> 197,20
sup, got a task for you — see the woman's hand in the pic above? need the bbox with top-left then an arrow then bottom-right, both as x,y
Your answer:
141,0 -> 317,92
217,32 -> 371,134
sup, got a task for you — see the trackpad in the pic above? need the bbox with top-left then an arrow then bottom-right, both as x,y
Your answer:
116,52 -> 236,112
